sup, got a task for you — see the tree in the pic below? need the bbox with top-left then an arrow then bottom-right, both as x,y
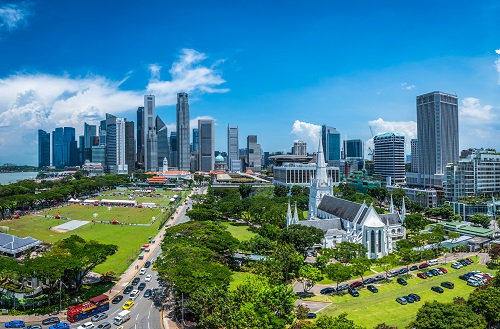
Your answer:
294,304 -> 310,320
291,185 -> 305,197
350,257 -> 372,282
25,256 -> 68,306
488,244 -> 500,264
274,185 -> 290,198
398,248 -> 420,271
325,262 -> 352,290
333,242 -> 368,263
408,300 -> 487,329
238,184 -> 252,199
391,188 -> 406,210
468,287 -> 500,327
403,213 -> 429,234
186,208 -> 220,221
374,324 -> 398,329
298,264 -> 323,292
337,183 -> 356,201
280,224 -> 324,255
377,254 -> 398,279
367,186 -> 388,206
469,213 -> 490,228
254,243 -> 303,284
188,285 -> 235,328
303,313 -> 365,329
239,235 -> 275,255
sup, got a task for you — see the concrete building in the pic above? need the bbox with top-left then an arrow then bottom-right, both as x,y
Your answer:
273,163 -> 340,188
247,135 -> 262,172
198,119 -> 215,172
136,106 -> 144,167
124,121 -> 135,174
292,140 -> 307,156
52,127 -> 76,168
387,185 -> 438,208
411,139 -> 418,173
227,125 -> 240,172
38,129 -> 50,167
176,93 -> 190,171
83,123 -> 97,162
373,132 -> 405,185
156,116 -> 169,170
192,128 -> 199,152
322,125 -> 341,166
143,95 -> 158,172
344,139 -> 363,159
169,132 -> 178,168
105,115 -> 128,174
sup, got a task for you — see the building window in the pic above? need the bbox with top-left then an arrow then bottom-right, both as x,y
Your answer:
378,230 -> 382,253
370,230 -> 375,253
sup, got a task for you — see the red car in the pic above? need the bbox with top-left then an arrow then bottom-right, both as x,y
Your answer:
418,263 -> 429,269
350,281 -> 363,288
438,267 -> 448,274
417,273 -> 428,279
466,258 -> 474,263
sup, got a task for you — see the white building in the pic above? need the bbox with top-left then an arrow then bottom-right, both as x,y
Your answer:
115,118 -> 128,174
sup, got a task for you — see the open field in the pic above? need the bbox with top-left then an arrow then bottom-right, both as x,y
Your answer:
310,261 -> 489,328
230,271 -> 256,289
221,222 -> 256,241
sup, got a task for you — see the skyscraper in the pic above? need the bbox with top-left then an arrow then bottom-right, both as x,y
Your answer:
144,95 -> 158,172
321,125 -> 341,166
125,121 -> 135,173
410,139 -> 418,173
192,128 -> 199,152
105,114 -> 117,173
198,119 -> 215,171
416,91 -> 459,187
292,140 -> 307,156
38,129 -> 50,167
156,116 -> 169,170
83,123 -> 97,162
115,118 -> 128,174
169,132 -> 178,168
247,135 -> 262,172
176,93 -> 190,171
52,127 -> 76,168
136,106 -> 144,167
373,132 -> 405,185
344,139 -> 363,159
227,125 -> 240,172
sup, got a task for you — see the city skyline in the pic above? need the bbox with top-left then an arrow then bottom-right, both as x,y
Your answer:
0,1 -> 499,164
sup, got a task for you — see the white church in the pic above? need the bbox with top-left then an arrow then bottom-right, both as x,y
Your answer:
296,137 -> 406,259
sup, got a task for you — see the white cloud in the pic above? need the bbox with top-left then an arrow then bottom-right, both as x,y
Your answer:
366,118 -> 417,157
0,48 -> 228,164
495,51 -> 500,83
496,49 -> 500,55
460,97 -> 494,122
401,82 -> 416,90
0,2 -> 30,31
290,120 -> 321,149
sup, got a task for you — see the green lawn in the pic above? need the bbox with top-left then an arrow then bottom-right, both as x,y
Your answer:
221,222 -> 256,241
311,261 -> 489,328
230,271 -> 256,289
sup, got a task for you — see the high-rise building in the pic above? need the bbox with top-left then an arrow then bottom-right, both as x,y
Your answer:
170,132 -> 178,168
198,119 -> 215,172
125,121 -> 135,174
344,139 -> 363,159
105,114 -> 128,174
176,93 -> 190,171
115,118 -> 128,174
83,123 -> 97,162
156,116 -> 169,170
105,114 -> 117,173
143,95 -> 158,172
38,129 -> 50,167
410,139 -> 418,173
373,132 -> 405,185
321,125 -> 341,166
227,125 -> 240,172
192,128 -> 199,152
292,140 -> 307,156
247,135 -> 262,172
52,127 -> 76,168
416,91 -> 459,186
136,106 -> 144,167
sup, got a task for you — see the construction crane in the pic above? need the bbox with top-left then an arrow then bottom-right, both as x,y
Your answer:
369,126 -> 375,161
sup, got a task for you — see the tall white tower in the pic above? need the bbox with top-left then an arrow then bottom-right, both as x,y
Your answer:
308,136 -> 334,219
144,95 -> 158,172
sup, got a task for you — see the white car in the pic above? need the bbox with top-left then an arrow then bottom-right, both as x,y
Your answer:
145,274 -> 152,282
78,323 -> 94,329
129,290 -> 140,300
139,268 -> 146,275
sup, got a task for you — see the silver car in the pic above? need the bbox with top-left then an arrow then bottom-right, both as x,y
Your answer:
91,313 -> 107,322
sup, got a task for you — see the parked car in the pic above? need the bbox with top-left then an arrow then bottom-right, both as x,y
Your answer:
144,261 -> 151,268
138,282 -> 146,291
350,281 -> 363,288
399,268 -> 408,275
408,293 -> 421,301
431,286 -> 444,293
435,268 -> 443,275
123,285 -> 133,294
397,278 -> 408,286
367,285 -> 378,293
388,270 -> 400,277
451,262 -> 462,269
363,278 -> 375,285
320,287 -> 336,295
144,289 -> 152,298
27,325 -> 42,329
466,257 -> 474,263
409,265 -> 418,271
112,295 -> 124,304
42,318 -> 60,326
430,269 -> 440,276
396,297 -> 407,305
441,281 -> 454,289
131,277 -> 140,285
347,287 -> 359,297
438,267 -> 448,274
374,275 -> 385,282
96,323 -> 111,329
424,271 -> 434,277
145,274 -> 152,282
337,284 -> 349,291
5,321 -> 25,328
91,313 -> 107,322
467,280 -> 479,287
306,313 -> 317,319
405,295 -> 415,303
417,272 -> 428,279
77,323 -> 93,329
418,263 -> 429,269
459,260 -> 469,266
49,324 -> 70,329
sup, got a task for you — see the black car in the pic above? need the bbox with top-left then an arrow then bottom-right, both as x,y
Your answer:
431,286 -> 444,293
399,268 -> 408,275
441,281 -> 454,289
144,289 -> 152,298
409,265 -> 419,271
320,287 -> 336,295
306,313 -> 317,319
347,287 -> 359,297
430,269 -> 440,276
123,285 -> 133,294
367,285 -> 378,293
27,325 -> 42,329
144,261 -> 151,268
131,277 -> 140,285
42,318 -> 60,326
374,275 -> 385,282
397,278 -> 408,286
363,278 -> 375,285
408,293 -> 421,301
111,295 -> 123,304
459,260 -> 468,266
337,284 -> 349,291
138,282 -> 146,291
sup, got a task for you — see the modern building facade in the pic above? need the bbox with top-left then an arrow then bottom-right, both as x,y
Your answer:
227,125 -> 240,172
38,129 -> 50,167
321,125 -> 341,166
198,119 -> 215,172
344,139 -> 363,159
52,127 -> 76,168
176,93 -> 190,171
273,163 -> 340,188
247,135 -> 262,172
143,95 -> 158,172
83,123 -> 97,162
114,118 -> 128,174
410,139 -> 418,173
192,128 -> 199,152
124,121 -> 135,173
156,116 -> 169,170
169,132 -> 178,168
136,106 -> 144,167
373,132 -> 405,185
415,91 -> 459,187
292,140 -> 307,156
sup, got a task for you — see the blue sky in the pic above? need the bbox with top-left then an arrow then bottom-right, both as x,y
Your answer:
0,0 -> 499,165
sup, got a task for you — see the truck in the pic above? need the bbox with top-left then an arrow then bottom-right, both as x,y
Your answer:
113,310 -> 131,325
67,294 -> 110,323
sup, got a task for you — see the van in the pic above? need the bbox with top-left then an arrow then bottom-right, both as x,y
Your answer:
138,254 -> 144,260
428,259 -> 439,266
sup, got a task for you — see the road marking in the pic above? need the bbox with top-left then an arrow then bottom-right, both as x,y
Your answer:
111,309 -> 119,316
147,322 -> 150,329
136,314 -> 139,320
148,310 -> 151,319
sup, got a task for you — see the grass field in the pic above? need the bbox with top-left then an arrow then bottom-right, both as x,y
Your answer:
230,271 -> 256,289
311,261 -> 489,328
98,189 -> 183,207
221,222 -> 256,241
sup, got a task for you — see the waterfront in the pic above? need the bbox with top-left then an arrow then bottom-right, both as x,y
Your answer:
0,172 -> 38,185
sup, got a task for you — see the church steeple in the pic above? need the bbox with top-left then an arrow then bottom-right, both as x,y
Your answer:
308,133 -> 334,219
286,200 -> 292,229
401,196 -> 406,221
293,201 -> 299,225
389,194 -> 394,214
315,135 -> 328,187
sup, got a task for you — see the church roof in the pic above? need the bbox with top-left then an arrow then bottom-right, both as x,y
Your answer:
318,196 -> 365,223
379,213 -> 402,226
363,209 -> 385,228
299,218 -> 342,231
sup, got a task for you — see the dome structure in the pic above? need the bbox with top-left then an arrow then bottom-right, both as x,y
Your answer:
215,155 -> 225,163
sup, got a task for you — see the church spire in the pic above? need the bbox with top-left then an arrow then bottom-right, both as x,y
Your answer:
286,200 -> 292,229
401,196 -> 406,221
293,201 -> 299,225
389,194 -> 394,213
315,135 -> 328,186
